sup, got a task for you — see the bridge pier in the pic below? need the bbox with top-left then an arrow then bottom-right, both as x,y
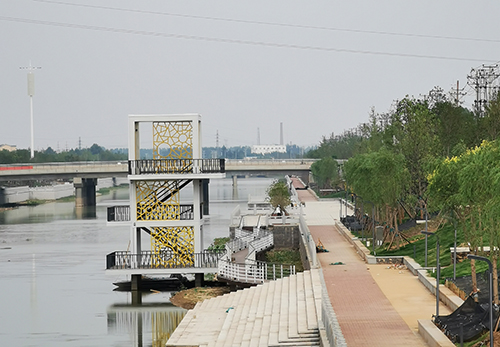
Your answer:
74,177 -> 97,207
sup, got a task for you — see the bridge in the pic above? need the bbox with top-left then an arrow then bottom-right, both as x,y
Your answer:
0,158 -> 318,181
0,159 -> 318,207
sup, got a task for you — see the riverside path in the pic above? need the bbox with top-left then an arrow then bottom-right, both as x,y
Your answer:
290,177 -> 451,347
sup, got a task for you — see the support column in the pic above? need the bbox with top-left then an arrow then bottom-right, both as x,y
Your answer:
195,273 -> 204,287
74,177 -> 97,207
202,179 -> 209,216
131,274 -> 142,291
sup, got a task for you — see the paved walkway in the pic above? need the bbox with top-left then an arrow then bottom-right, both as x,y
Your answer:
291,178 -> 451,347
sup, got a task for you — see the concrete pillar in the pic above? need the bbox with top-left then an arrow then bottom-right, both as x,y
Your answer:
131,274 -> 142,291
74,177 -> 97,207
195,273 -> 204,287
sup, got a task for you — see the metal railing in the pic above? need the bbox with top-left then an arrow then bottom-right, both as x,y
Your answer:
107,204 -> 195,222
107,205 -> 130,222
217,258 -> 296,284
106,250 -> 224,270
128,159 -> 225,175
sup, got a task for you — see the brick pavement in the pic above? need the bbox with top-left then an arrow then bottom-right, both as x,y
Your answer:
290,177 -> 434,346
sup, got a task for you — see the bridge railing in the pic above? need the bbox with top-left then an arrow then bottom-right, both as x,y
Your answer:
107,204 -> 196,222
106,250 -> 224,270
128,159 -> 225,175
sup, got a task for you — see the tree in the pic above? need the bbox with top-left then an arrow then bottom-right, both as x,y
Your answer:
310,157 -> 339,189
266,180 -> 291,214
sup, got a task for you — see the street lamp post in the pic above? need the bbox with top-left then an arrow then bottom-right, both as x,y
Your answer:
422,231 -> 440,318
20,61 -> 41,159
467,254 -> 494,347
416,205 -> 429,267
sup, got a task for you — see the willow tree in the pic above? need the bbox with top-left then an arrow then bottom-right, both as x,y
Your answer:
344,147 -> 409,239
311,157 -> 340,190
458,141 -> 500,303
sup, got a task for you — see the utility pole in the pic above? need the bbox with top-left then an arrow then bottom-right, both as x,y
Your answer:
451,80 -> 467,106
20,61 -> 41,159
467,64 -> 500,116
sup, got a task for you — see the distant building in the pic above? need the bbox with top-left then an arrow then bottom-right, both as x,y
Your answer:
251,144 -> 286,155
0,144 -> 16,152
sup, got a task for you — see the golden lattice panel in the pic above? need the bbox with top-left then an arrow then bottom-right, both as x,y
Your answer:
153,121 -> 193,159
136,180 -> 180,220
150,226 -> 194,267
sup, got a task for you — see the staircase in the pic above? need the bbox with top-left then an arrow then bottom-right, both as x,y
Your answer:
166,269 -> 322,347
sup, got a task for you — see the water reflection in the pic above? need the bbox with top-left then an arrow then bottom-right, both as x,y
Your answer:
75,206 -> 96,219
107,298 -> 187,347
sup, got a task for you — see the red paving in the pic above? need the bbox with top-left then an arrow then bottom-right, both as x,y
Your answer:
291,178 -> 427,346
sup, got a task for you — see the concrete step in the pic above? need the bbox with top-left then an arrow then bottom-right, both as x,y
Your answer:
168,271 -> 323,347
288,273 -> 299,339
296,271 -> 309,334
303,270 -> 318,331
278,276 -> 290,343
268,278 -> 283,346
221,287 -> 252,347
241,285 -> 262,343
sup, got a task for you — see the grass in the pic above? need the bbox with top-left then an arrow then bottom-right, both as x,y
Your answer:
359,220 -> 493,283
264,249 -> 304,272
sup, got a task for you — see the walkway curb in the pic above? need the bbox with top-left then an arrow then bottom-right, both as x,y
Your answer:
418,320 -> 455,347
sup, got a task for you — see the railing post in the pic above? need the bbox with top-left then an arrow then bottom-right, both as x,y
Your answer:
273,264 -> 276,280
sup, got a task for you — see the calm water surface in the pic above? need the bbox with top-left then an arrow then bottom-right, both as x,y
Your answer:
0,177 -> 273,346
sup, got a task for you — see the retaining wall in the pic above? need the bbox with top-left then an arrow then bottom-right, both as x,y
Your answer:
0,177 -> 128,205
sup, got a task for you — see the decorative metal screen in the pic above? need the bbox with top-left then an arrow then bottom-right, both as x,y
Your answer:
153,121 -> 193,159
150,226 -> 194,267
136,180 -> 180,220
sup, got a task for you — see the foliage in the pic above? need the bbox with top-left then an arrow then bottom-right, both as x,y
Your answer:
206,237 -> 230,252
310,156 -> 340,189
266,180 -> 291,213
264,250 -> 303,272
306,129 -> 364,160
0,144 -> 127,164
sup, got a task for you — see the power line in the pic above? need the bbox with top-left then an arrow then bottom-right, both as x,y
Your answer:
32,0 -> 500,45
0,15 -> 496,63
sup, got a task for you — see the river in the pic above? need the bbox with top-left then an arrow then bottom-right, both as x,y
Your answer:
0,177 -> 274,347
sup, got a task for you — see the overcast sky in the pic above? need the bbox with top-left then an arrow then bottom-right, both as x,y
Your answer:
1,1 -> 499,151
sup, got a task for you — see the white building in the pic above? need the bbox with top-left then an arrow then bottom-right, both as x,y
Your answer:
251,144 -> 286,155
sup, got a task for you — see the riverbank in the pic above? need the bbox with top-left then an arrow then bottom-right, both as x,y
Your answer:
170,286 -> 231,309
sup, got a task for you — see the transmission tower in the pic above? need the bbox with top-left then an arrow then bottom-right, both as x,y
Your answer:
467,64 -> 500,115
215,130 -> 219,158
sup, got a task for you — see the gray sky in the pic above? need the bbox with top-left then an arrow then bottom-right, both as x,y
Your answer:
1,1 -> 499,151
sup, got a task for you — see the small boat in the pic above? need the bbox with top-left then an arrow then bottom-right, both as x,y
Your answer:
113,274 -> 187,292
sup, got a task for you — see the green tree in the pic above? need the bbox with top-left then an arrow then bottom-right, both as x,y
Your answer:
266,180 -> 291,214
310,157 -> 339,189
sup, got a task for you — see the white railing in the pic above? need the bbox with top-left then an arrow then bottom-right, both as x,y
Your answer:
217,259 -> 296,284
247,231 -> 273,262
218,259 -> 266,283
299,213 -> 318,268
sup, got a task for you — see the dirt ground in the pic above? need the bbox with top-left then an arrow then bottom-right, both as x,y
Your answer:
471,331 -> 500,347
170,286 -> 231,310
